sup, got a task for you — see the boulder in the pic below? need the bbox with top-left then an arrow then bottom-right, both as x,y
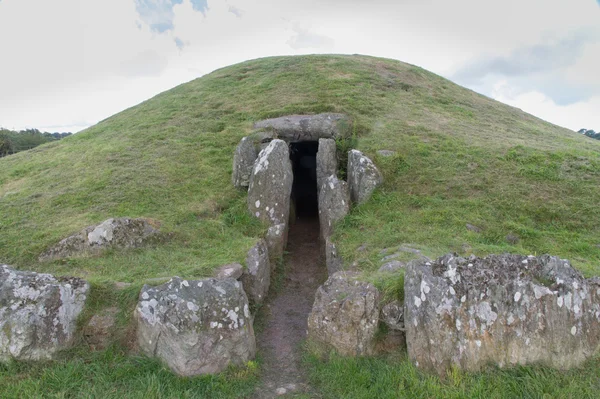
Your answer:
135,277 -> 255,376
265,223 -> 286,267
232,136 -> 258,188
0,265 -> 89,362
325,237 -> 343,276
318,175 -> 350,240
83,307 -> 118,350
308,271 -> 380,356
316,138 -> 338,194
253,113 -> 350,142
247,139 -> 293,227
216,263 -> 244,280
381,300 -> 404,331
347,150 -> 383,204
405,254 -> 600,375
39,217 -> 162,261
241,240 -> 271,304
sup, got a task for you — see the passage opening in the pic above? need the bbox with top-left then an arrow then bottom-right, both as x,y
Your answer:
290,141 -> 319,218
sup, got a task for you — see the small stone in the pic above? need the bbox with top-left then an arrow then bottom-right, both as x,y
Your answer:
275,387 -> 287,395
347,150 -> 383,204
216,263 -> 243,280
83,307 -> 118,350
377,150 -> 396,157
466,223 -> 483,233
379,260 -> 405,273
506,234 -> 520,245
114,281 -> 132,290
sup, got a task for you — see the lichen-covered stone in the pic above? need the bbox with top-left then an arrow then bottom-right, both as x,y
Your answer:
381,300 -> 404,331
316,138 -> 338,194
253,113 -> 350,142
247,139 -> 293,227
135,277 -> 255,376
39,217 -> 162,261
265,223 -> 286,268
405,254 -> 600,375
0,265 -> 89,362
232,136 -> 258,188
308,271 -> 380,356
318,175 -> 350,241
325,238 -> 343,276
347,150 -> 383,204
241,239 -> 271,304
216,263 -> 244,280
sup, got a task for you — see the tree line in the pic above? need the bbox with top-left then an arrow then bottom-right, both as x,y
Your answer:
578,128 -> 600,140
0,128 -> 72,157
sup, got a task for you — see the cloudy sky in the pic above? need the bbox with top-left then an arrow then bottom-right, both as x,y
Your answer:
1,0 -> 599,133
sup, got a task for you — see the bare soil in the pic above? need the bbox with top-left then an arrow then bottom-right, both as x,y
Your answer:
254,217 -> 326,398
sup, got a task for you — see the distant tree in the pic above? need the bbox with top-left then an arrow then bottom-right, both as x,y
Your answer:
579,128 -> 600,141
0,127 -> 72,157
0,131 -> 14,156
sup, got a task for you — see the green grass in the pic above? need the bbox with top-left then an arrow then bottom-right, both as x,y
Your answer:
305,350 -> 600,398
2,54 -> 600,396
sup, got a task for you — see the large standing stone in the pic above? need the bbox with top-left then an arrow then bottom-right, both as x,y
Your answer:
265,223 -> 286,267
232,136 -> 258,188
325,238 -> 344,276
241,239 -> 271,304
405,254 -> 600,376
253,113 -> 350,142
39,217 -> 162,261
308,271 -> 380,356
247,139 -> 293,227
0,265 -> 89,362
347,150 -> 383,204
135,277 -> 255,376
316,138 -> 338,194
318,175 -> 350,240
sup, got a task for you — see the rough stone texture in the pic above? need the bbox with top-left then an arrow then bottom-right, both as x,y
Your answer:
265,223 -> 286,267
0,265 -> 89,362
379,260 -> 405,273
316,138 -> 338,194
405,254 -> 600,375
381,300 -> 405,331
308,271 -> 380,356
253,113 -> 350,142
135,277 -> 255,376
39,218 -> 162,261
347,150 -> 383,204
216,263 -> 244,280
241,240 -> 271,304
325,238 -> 343,276
83,307 -> 118,350
318,175 -> 350,240
232,136 -> 258,188
247,139 -> 293,227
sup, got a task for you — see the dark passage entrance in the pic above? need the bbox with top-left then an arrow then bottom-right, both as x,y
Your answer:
289,141 -> 319,218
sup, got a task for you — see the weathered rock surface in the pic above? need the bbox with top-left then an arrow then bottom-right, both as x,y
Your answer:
316,138 -> 338,194
83,307 -> 118,350
232,136 -> 258,188
253,113 -> 350,142
318,175 -> 350,240
247,139 -> 293,227
308,271 -> 380,356
379,260 -> 405,273
405,254 -> 600,375
216,263 -> 244,280
381,300 -> 405,331
265,223 -> 286,267
241,239 -> 271,304
135,277 -> 255,376
39,217 -> 162,261
325,238 -> 343,276
0,265 -> 89,362
347,150 -> 383,204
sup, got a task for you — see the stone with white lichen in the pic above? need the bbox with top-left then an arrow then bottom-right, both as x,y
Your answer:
135,276 -> 255,376
404,254 -> 600,375
0,265 -> 89,362
347,149 -> 383,204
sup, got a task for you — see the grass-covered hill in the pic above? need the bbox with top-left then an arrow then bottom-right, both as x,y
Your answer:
1,54 -> 599,283
2,55 -> 600,398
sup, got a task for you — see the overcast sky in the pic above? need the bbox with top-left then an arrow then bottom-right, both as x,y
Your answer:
1,0 -> 599,133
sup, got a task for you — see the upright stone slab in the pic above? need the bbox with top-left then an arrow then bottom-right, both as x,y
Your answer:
308,271 -> 380,356
247,139 -> 293,227
135,277 -> 255,376
318,175 -> 350,240
316,138 -> 338,194
347,150 -> 383,204
0,265 -> 89,362
405,254 -> 600,376
325,237 -> 344,276
232,137 -> 258,188
241,239 -> 271,304
253,113 -> 350,142
265,223 -> 286,268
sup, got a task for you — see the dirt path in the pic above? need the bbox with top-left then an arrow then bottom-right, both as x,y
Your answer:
254,217 -> 326,398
